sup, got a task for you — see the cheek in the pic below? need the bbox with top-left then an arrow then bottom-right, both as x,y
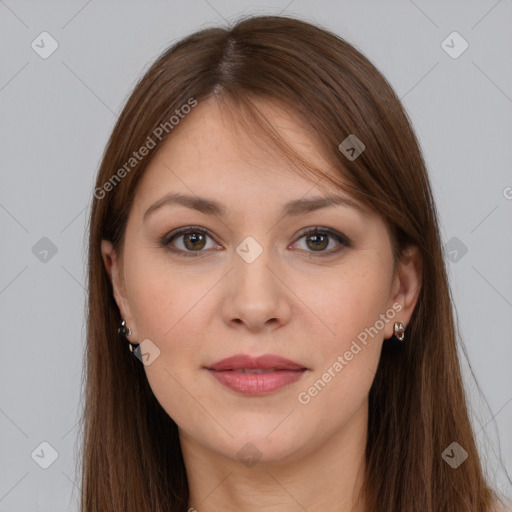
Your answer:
304,260 -> 392,350
293,258 -> 391,410
123,252 -> 199,340
292,270 -> 388,433
123,257 -> 211,427
122,253 -> 215,403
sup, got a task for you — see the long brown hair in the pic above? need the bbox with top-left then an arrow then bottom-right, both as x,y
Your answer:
81,14 -> 503,511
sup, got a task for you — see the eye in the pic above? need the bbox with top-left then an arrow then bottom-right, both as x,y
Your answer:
161,225 -> 351,258
162,226 -> 221,257
292,226 -> 351,255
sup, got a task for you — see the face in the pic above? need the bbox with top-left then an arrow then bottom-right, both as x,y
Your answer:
102,96 -> 420,466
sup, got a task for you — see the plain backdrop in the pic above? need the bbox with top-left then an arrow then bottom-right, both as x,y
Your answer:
1,1 -> 511,510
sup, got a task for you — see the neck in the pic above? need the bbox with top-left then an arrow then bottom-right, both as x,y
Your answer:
180,402 -> 368,512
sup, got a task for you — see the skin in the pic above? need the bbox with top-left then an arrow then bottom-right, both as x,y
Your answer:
102,96 -> 422,512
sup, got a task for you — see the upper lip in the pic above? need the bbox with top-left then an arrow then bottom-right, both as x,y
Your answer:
206,354 -> 307,371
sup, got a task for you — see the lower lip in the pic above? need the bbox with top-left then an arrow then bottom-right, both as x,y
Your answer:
207,369 -> 306,396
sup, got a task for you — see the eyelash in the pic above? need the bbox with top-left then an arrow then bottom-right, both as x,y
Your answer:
161,225 -> 351,258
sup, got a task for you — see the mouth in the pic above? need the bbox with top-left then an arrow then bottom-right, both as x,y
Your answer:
229,368 -> 286,374
205,354 -> 308,396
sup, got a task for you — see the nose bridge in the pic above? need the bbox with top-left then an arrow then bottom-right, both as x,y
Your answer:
236,233 -> 267,265
233,234 -> 276,298
222,233 -> 291,330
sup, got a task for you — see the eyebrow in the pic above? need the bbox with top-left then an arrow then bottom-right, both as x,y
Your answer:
143,192 -> 363,221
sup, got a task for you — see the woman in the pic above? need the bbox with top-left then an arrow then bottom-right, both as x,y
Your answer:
82,14 -> 509,511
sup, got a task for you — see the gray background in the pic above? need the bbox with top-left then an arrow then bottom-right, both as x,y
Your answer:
1,0 -> 511,510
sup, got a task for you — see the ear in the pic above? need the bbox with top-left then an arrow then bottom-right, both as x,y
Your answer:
384,245 -> 422,339
101,240 -> 137,338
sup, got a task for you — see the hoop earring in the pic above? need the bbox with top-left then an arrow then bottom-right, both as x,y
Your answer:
393,321 -> 405,341
118,320 -> 140,353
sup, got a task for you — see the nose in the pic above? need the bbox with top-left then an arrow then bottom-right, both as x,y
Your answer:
221,242 -> 292,333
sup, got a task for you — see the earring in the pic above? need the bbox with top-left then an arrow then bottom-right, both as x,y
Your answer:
393,321 -> 405,341
118,320 -> 139,353
118,320 -> 132,337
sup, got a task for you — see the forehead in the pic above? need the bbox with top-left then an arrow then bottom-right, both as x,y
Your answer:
135,96 -> 354,208
169,95 -> 328,158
